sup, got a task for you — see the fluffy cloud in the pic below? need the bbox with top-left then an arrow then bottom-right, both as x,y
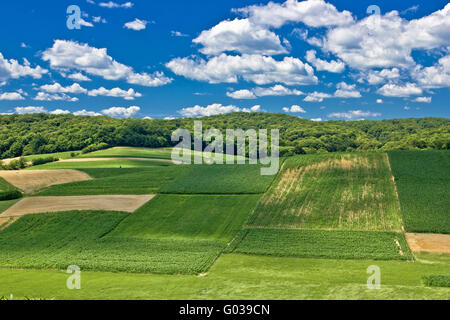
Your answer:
227,84 -> 304,99
328,110 -> 381,120
193,18 -> 287,56
283,105 -> 306,113
34,92 -> 78,102
88,87 -> 142,100
413,54 -> 450,88
323,5 -> 450,70
178,103 -> 261,117
14,106 -> 47,114
0,92 -> 25,100
42,40 -> 172,87
253,84 -> 304,97
101,106 -> 140,118
334,82 -> 361,98
236,0 -> 354,28
305,50 -> 345,73
167,54 -> 317,86
124,19 -> 148,31
377,82 -> 422,97
226,89 -> 256,99
40,82 -> 88,94
304,91 -> 333,102
68,73 -> 91,82
73,109 -> 102,116
50,109 -> 71,115
413,96 -> 432,103
99,1 -> 133,8
0,52 -> 47,81
363,68 -> 401,85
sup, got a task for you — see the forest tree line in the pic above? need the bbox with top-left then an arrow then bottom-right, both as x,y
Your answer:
0,113 -> 448,159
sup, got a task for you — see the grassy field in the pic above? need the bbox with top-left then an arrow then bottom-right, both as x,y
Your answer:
34,166 -> 188,196
79,147 -> 174,160
161,164 -> 276,194
0,211 -> 225,274
230,228 -> 412,260
80,147 -> 248,163
110,194 -> 261,241
248,153 -> 403,231
0,177 -> 17,193
0,253 -> 448,300
28,159 -> 173,170
388,150 -> 450,234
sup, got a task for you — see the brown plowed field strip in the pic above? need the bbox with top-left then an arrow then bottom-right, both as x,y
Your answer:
406,233 -> 450,253
0,170 -> 92,194
0,195 -> 155,217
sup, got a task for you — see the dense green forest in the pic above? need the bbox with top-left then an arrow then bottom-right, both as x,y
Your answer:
0,113 -> 448,159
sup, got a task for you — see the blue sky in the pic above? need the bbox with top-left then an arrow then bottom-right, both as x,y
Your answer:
0,0 -> 448,120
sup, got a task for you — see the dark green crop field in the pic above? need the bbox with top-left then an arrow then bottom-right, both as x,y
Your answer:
232,228 -> 413,261
389,150 -> 450,234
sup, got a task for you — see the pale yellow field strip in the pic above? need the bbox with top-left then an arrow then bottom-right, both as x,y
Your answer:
0,170 -> 92,194
0,195 -> 154,217
59,157 -> 176,163
406,233 -> 450,254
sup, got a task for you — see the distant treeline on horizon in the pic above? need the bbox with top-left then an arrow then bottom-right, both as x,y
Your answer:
0,113 -> 448,159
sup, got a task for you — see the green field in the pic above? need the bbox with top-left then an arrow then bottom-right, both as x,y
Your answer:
78,147 -> 175,160
0,177 -> 17,193
388,151 -> 450,234
248,153 -> 402,231
0,211 -> 225,274
28,159 -> 173,170
230,228 -> 412,260
0,253 -> 448,300
161,164 -> 276,194
34,166 -> 188,196
0,148 -> 448,300
110,194 -> 261,241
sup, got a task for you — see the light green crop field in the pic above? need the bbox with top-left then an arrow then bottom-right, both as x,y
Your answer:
80,147 -> 248,163
388,150 -> 450,234
0,211 -> 224,274
28,159 -> 173,170
248,153 -> 403,231
79,147 -> 175,160
230,228 -> 412,260
161,164 -> 276,194
110,194 -> 261,241
34,166 -> 188,196
0,253 -> 448,300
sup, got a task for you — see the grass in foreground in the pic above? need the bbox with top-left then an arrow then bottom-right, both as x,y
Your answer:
0,253 -> 448,300
161,164 -> 276,194
231,228 -> 413,261
388,150 -> 450,234
110,194 -> 261,242
249,152 -> 403,231
0,211 -> 224,274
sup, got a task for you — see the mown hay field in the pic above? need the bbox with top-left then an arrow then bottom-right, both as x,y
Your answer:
248,153 -> 403,231
388,150 -> 450,234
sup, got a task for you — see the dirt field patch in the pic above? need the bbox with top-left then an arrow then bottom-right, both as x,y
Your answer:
406,233 -> 450,253
0,195 -> 155,217
0,170 -> 91,194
